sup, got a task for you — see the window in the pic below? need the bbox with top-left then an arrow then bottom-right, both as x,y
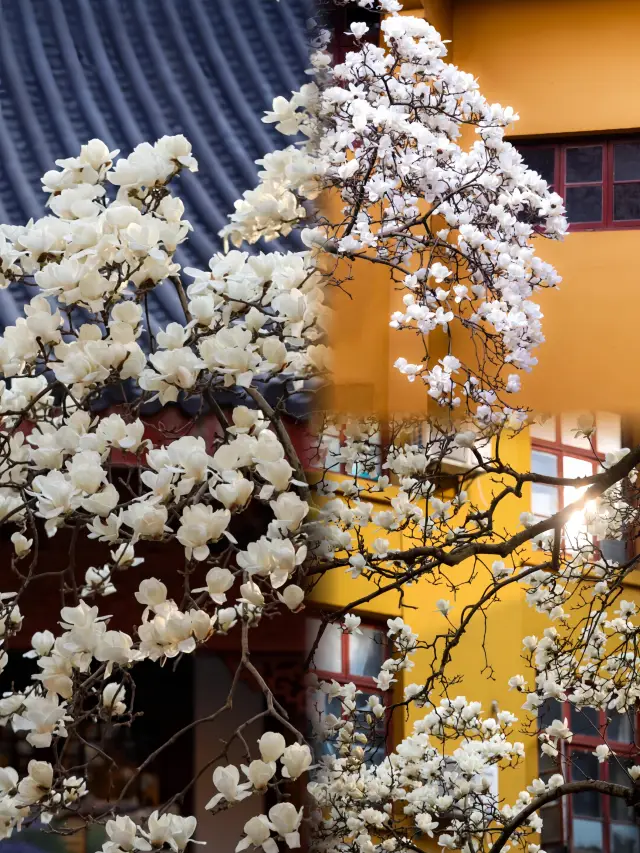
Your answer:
515,137 -> 640,229
538,699 -> 640,853
309,423 -> 383,480
306,616 -> 388,764
308,420 -> 490,481
529,413 -> 626,559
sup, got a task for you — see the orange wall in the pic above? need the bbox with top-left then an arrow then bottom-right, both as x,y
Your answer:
451,0 -> 640,419
520,231 -> 640,417
330,0 -> 640,420
453,0 -> 640,137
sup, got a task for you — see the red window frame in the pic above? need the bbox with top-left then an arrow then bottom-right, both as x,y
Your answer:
530,415 -> 629,561
515,136 -> 640,231
308,618 -> 387,689
530,415 -> 601,523
306,615 -> 392,761
539,700 -> 640,853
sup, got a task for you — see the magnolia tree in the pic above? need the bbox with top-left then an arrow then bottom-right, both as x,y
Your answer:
1,2 -> 640,853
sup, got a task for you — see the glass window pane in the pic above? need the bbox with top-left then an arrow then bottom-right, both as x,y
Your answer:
308,689 -> 342,722
601,539 -> 628,564
566,185 -> 603,223
610,759 -> 638,822
573,818 -> 604,853
570,705 -> 600,737
608,712 -> 635,744
566,146 -> 603,183
530,415 -> 557,442
563,455 -> 594,481
614,183 -> 640,221
522,147 -> 556,185
349,627 -> 385,678
596,412 -> 622,454
611,823 -> 640,853
614,142 -> 640,181
306,618 -> 342,673
572,751 -> 602,816
563,455 -> 594,504
532,451 -> 559,476
539,698 -> 564,732
540,803 -> 563,844
307,689 -> 342,761
540,754 -> 561,775
561,413 -> 593,450
532,483 -> 559,517
564,456 -> 596,545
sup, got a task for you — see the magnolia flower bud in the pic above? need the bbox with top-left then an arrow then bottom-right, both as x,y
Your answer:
239,582 -> 264,608
199,568 -> 234,604
102,682 -> 127,717
24,630 -> 55,659
435,599 -> 452,616
277,585 -> 304,611
10,532 -> 32,558
135,578 -> 167,614
258,732 -> 286,764
242,759 -> 275,790
16,760 -> 53,805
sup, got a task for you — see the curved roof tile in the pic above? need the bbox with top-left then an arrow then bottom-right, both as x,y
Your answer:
0,0 -> 313,328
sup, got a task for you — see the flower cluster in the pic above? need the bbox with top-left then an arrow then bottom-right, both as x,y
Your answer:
226,4 -> 566,426
0,127 -> 320,837
0,2 -> 638,853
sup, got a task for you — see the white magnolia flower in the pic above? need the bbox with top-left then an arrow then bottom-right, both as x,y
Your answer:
435,599 -> 453,617
103,815 -> 145,853
10,532 -> 32,558
258,732 -> 287,764
146,811 -> 198,852
11,694 -> 69,747
102,683 -> 127,717
277,584 -> 305,611
15,761 -> 53,806
0,767 -> 18,796
205,765 -> 251,809
135,578 -> 168,616
177,505 -> 231,561
236,815 -> 276,853
24,630 -> 55,659
343,614 -> 362,634
268,803 -> 303,848
242,759 -> 275,790
280,743 -> 312,779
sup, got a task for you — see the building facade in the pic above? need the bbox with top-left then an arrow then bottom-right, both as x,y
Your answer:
316,4 -> 640,853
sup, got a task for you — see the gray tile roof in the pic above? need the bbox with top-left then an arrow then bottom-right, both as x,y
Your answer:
0,0 -> 313,331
